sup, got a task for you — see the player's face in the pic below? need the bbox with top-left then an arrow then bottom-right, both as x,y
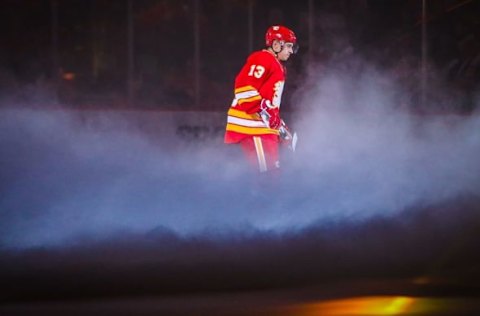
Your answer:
277,42 -> 294,61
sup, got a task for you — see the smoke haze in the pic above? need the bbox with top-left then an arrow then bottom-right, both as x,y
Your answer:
1,61 -> 479,252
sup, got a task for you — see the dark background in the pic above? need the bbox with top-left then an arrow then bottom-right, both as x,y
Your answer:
0,0 -> 479,112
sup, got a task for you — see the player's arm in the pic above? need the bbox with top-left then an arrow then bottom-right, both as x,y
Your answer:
258,70 -> 285,129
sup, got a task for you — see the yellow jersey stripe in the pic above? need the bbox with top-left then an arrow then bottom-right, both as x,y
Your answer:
235,85 -> 257,93
237,95 -> 262,105
227,108 -> 262,120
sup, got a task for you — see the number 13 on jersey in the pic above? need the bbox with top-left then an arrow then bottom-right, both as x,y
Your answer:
248,64 -> 265,78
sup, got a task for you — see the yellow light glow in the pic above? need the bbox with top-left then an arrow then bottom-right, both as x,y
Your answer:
265,295 -> 473,316
284,296 -> 416,316
383,297 -> 414,314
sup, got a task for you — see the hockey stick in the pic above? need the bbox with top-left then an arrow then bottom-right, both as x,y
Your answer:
279,121 -> 298,152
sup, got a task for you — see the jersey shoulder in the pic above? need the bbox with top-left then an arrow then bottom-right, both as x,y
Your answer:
247,50 -> 276,66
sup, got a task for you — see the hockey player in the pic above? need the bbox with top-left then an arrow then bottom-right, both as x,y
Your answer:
224,25 -> 298,173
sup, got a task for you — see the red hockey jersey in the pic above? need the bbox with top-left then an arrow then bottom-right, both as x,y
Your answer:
225,49 -> 286,143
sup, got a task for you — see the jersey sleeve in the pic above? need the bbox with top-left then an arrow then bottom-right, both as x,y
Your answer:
258,68 -> 285,109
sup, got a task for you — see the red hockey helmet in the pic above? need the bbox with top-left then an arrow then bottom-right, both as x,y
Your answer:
265,25 -> 297,46
265,25 -> 298,54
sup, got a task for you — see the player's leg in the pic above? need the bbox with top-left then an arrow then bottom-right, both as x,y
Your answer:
240,135 -> 279,173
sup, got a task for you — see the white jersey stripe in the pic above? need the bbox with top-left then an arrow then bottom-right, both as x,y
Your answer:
227,116 -> 267,128
235,90 -> 259,100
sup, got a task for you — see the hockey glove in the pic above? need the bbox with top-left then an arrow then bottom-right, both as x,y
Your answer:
259,99 -> 281,129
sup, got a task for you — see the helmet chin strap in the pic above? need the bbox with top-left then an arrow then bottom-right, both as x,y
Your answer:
271,41 -> 285,56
